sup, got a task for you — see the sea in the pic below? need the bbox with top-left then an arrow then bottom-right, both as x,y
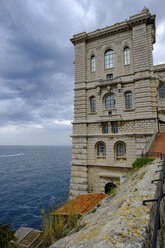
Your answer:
0,145 -> 71,230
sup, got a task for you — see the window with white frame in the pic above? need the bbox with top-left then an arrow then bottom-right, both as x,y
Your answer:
104,49 -> 114,69
91,55 -> 96,72
125,92 -> 132,109
90,96 -> 96,112
124,47 -> 130,65
97,142 -> 106,157
159,82 -> 165,98
105,94 -> 116,109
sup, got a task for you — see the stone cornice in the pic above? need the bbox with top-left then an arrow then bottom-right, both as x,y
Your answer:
154,64 -> 165,73
70,12 -> 155,45
71,161 -> 132,168
74,73 -> 159,91
72,116 -> 156,124
71,132 -> 154,138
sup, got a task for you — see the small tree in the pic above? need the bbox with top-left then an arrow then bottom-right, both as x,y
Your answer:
0,223 -> 15,248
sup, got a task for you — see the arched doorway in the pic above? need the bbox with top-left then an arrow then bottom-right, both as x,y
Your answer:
105,182 -> 116,194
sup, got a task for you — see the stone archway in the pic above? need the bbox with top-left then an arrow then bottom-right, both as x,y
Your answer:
105,182 -> 116,194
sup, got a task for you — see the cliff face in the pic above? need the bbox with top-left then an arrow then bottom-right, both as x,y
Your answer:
50,159 -> 165,248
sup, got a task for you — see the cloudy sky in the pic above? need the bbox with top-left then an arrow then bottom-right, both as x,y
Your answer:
0,0 -> 165,145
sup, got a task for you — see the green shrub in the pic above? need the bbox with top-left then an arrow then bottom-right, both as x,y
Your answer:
0,223 -> 15,248
107,187 -> 117,197
158,109 -> 165,115
41,199 -> 79,247
64,199 -> 78,231
41,206 -> 56,247
132,157 -> 153,170
97,203 -> 101,208
91,207 -> 96,213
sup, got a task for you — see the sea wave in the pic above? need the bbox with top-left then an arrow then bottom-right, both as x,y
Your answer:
0,153 -> 24,158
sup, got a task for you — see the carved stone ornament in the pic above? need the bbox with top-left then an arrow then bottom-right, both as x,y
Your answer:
97,86 -> 101,94
141,6 -> 149,13
106,86 -> 111,92
116,41 -> 121,46
117,83 -> 121,91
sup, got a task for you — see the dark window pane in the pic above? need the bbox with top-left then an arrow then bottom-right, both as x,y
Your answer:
105,95 -> 116,109
91,55 -> 96,72
159,83 -> 165,98
117,143 -> 126,156
124,47 -> 130,65
106,74 -> 113,79
104,49 -> 114,69
97,143 -> 106,156
90,97 -> 96,112
103,124 -> 108,133
125,92 -> 132,109
112,123 -> 118,133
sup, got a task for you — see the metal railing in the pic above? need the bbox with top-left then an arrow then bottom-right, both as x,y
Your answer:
142,153 -> 165,248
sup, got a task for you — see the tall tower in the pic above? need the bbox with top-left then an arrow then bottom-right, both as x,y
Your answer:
70,8 -> 160,198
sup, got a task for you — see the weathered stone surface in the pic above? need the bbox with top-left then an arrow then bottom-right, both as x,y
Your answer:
50,159 -> 164,248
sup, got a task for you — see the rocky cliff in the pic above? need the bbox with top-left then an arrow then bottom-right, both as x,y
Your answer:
50,159 -> 165,248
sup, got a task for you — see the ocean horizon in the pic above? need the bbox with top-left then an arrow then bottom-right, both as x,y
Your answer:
0,145 -> 71,230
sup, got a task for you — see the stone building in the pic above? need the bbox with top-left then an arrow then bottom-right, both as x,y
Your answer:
69,7 -> 165,198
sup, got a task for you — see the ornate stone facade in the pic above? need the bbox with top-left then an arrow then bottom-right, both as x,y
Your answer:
70,8 -> 164,198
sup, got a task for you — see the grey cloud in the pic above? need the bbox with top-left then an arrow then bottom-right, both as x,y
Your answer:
0,0 -> 164,145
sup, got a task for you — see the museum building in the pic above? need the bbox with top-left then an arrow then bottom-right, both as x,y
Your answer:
69,7 -> 165,198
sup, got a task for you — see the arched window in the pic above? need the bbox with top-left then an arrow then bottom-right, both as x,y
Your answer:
90,97 -> 96,112
124,47 -> 130,65
125,92 -> 132,109
91,55 -> 96,72
105,94 -> 116,109
159,82 -> 165,98
117,143 -> 126,156
97,142 -> 106,158
104,49 -> 114,69
116,142 -> 126,162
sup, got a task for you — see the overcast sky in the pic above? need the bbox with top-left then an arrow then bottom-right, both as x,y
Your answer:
0,0 -> 165,145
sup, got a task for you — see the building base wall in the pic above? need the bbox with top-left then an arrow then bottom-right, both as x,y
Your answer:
69,165 -> 88,199
70,132 -> 155,198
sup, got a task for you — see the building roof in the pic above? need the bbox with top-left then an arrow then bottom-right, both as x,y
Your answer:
14,227 -> 33,242
14,227 -> 42,248
70,8 -> 155,45
55,193 -> 106,215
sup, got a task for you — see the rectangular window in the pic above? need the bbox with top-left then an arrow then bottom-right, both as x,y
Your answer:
103,123 -> 108,133
104,50 -> 114,69
112,123 -> 118,133
125,92 -> 132,109
124,47 -> 130,65
91,56 -> 96,72
106,74 -> 113,79
90,97 -> 96,112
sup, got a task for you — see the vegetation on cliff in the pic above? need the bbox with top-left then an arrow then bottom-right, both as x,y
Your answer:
41,200 -> 80,248
132,157 -> 154,170
0,223 -> 15,248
